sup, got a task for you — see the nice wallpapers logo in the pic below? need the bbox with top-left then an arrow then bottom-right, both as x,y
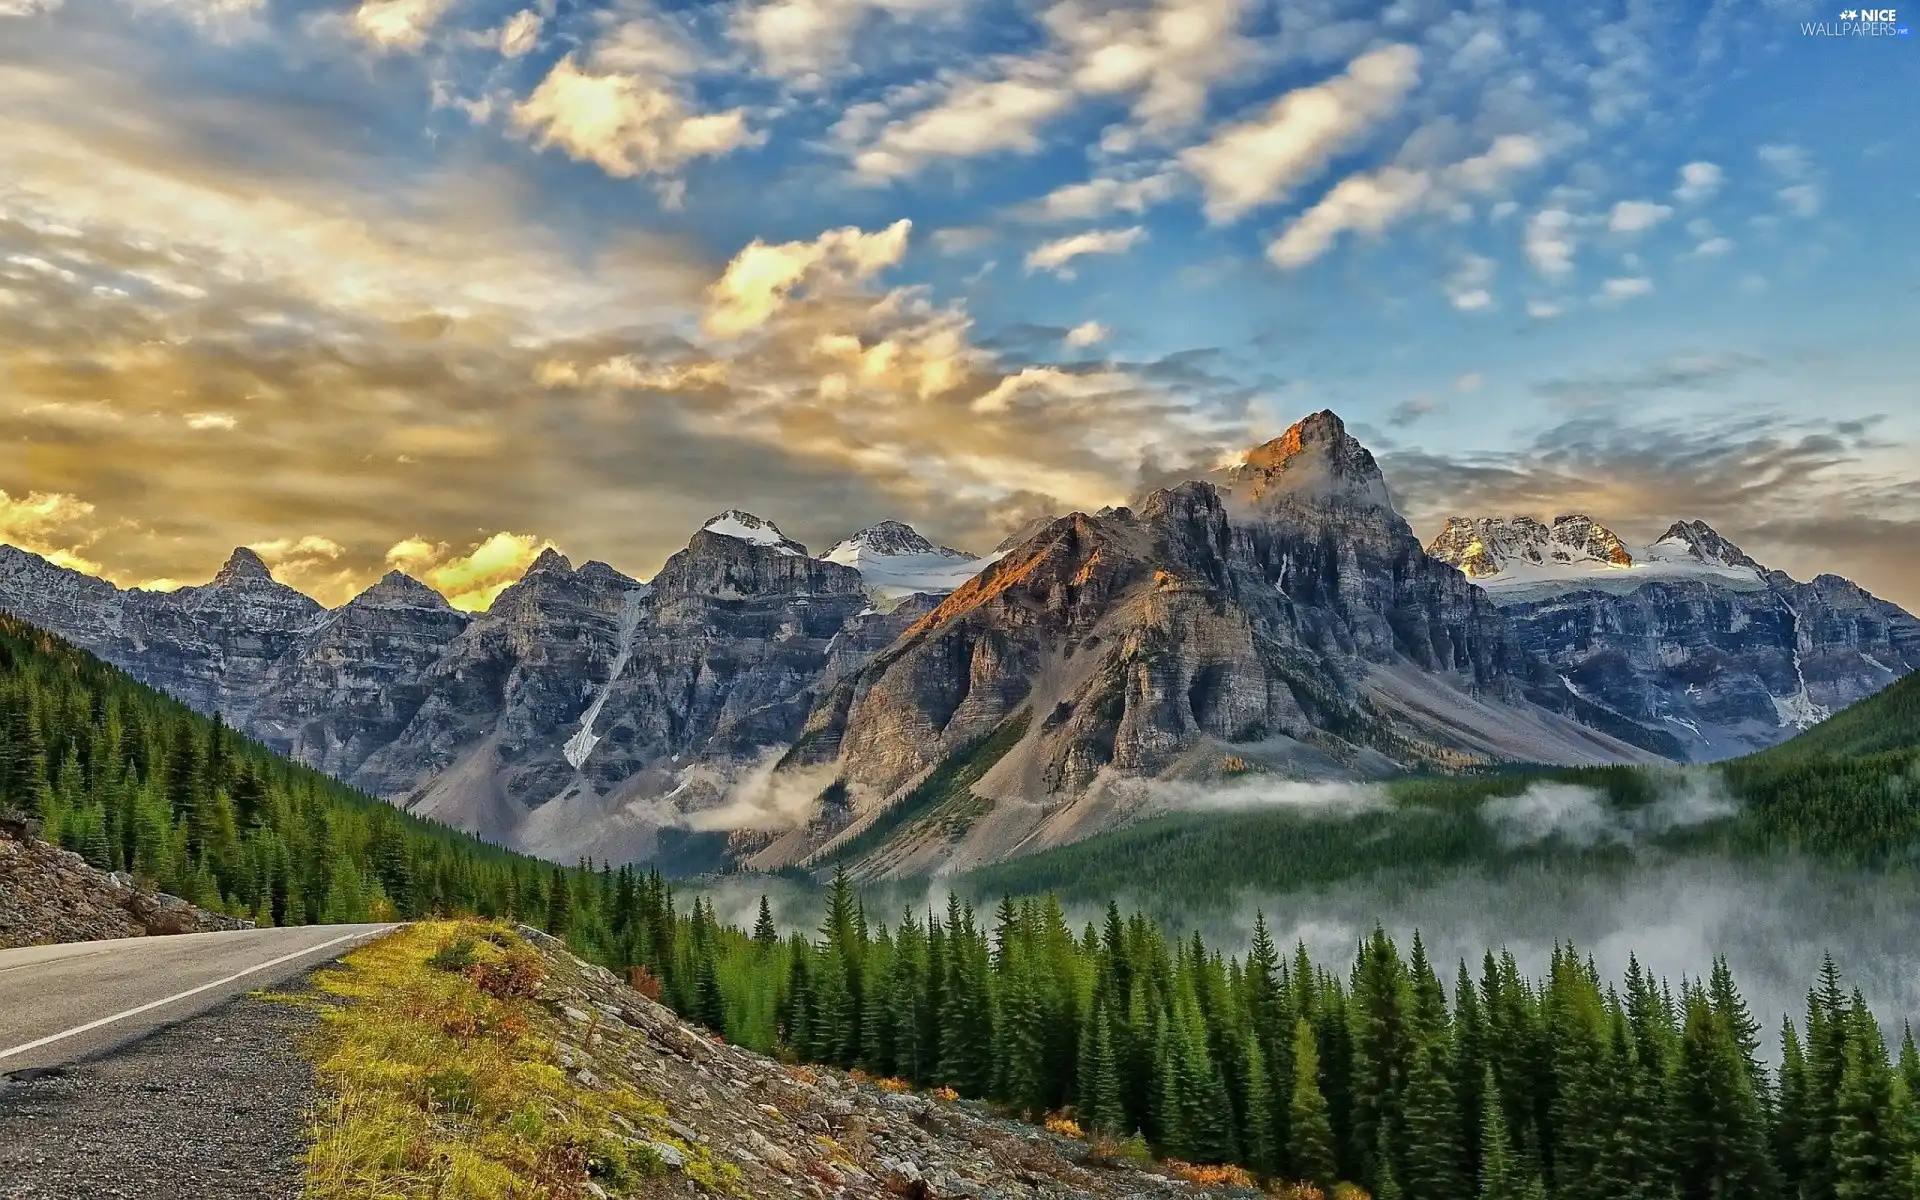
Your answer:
1804,7 -> 1912,34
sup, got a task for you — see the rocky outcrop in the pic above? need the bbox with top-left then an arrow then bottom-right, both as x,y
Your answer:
0,812 -> 252,948
1427,516 -> 1920,759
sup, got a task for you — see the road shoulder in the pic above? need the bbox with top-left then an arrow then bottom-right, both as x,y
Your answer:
0,980 -> 326,1200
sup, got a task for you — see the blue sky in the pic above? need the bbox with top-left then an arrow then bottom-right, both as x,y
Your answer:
0,0 -> 1915,609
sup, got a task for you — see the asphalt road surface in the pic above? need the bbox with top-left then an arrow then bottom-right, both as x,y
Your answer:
0,924 -> 395,1077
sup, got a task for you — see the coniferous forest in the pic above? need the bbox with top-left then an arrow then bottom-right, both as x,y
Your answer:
558,867 -> 1920,1200
7,613 -> 1920,1194
0,614 -> 563,923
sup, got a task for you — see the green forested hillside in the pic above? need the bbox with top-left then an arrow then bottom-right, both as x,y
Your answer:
0,613 -> 567,924
968,692 -> 1920,907
592,871 -> 1920,1199
1752,670 -> 1920,762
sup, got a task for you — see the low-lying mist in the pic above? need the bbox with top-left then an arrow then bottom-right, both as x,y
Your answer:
1198,856 -> 1920,1054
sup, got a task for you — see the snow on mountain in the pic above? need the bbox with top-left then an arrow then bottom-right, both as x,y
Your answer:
701,510 -> 803,556
820,521 -> 997,601
1428,515 -> 1767,602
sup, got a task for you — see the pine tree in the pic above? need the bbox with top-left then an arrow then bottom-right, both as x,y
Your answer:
1289,1018 -> 1339,1190
545,865 -> 572,937
1401,1039 -> 1462,1200
1083,1007 -> 1127,1137
1834,998 -> 1900,1200
753,895 -> 778,946
1478,1068 -> 1531,1200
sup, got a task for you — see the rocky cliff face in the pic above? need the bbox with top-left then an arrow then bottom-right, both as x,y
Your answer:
249,571 -> 472,779
0,546 -> 328,718
762,413 -> 1677,877
1427,515 -> 1920,759
0,515 -> 987,861
349,517 -> 940,862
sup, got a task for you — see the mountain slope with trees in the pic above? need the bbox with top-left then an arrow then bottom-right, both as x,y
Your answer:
0,613 -> 569,925
578,868 -> 1920,1199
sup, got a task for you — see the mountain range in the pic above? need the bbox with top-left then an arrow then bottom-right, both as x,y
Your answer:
2,411 -> 1912,875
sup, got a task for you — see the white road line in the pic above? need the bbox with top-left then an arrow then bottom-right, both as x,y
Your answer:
0,926 -> 391,1064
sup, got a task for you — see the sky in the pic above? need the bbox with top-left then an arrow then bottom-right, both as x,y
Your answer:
0,0 -> 1915,612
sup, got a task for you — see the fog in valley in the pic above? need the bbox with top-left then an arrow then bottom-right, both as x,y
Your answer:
693,792 -> 1920,1052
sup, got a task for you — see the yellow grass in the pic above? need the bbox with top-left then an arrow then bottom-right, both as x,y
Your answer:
300,919 -> 731,1199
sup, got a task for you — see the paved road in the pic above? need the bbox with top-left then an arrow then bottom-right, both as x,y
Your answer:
0,924 -> 395,1076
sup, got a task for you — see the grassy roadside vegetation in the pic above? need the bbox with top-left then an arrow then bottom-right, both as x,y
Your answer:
300,920 -> 730,1200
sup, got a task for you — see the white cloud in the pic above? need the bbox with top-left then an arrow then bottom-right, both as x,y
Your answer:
535,356 -> 728,391
348,0 -> 454,52
251,534 -> 345,560
1690,236 -> 1734,257
512,55 -> 756,179
1029,172 -> 1178,221
1757,143 -> 1810,177
1064,319 -> 1108,348
1777,184 -> 1820,218
1524,207 -> 1575,277
184,411 -> 238,430
1266,166 -> 1430,269
970,364 -> 1134,413
704,219 -> 913,337
387,531 -> 549,611
1440,134 -> 1543,194
847,71 -> 1074,181
1608,199 -> 1673,233
1527,299 -> 1562,320
1446,254 -> 1495,311
0,490 -> 98,574
496,9 -> 542,57
1598,275 -> 1653,302
0,0 -> 62,15
1024,226 -> 1146,276
1454,371 -> 1483,393
1181,44 -> 1421,223
733,0 -> 943,83
1675,160 -> 1722,202
1049,0 -> 1256,134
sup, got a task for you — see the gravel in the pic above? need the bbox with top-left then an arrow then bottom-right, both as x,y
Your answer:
0,982 -> 325,1199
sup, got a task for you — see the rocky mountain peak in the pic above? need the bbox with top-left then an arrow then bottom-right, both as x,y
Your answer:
353,570 -> 454,611
700,510 -> 806,557
575,561 -> 645,593
823,521 -> 974,563
525,547 -> 573,577
211,546 -> 275,586
1651,520 -> 1760,569
1222,409 -> 1396,514
1429,514 -> 1635,579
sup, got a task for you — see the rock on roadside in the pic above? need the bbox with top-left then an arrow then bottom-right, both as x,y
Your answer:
0,811 -> 251,949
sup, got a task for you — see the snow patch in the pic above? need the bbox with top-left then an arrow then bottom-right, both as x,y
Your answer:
822,522 -> 996,599
562,589 -> 648,770
703,511 -> 801,556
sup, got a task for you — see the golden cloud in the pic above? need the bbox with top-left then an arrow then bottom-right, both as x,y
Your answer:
387,531 -> 550,612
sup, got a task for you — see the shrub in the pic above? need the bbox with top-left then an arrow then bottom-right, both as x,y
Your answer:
1043,1113 -> 1085,1139
425,936 -> 479,973
626,965 -> 662,1001
1166,1160 -> 1257,1188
